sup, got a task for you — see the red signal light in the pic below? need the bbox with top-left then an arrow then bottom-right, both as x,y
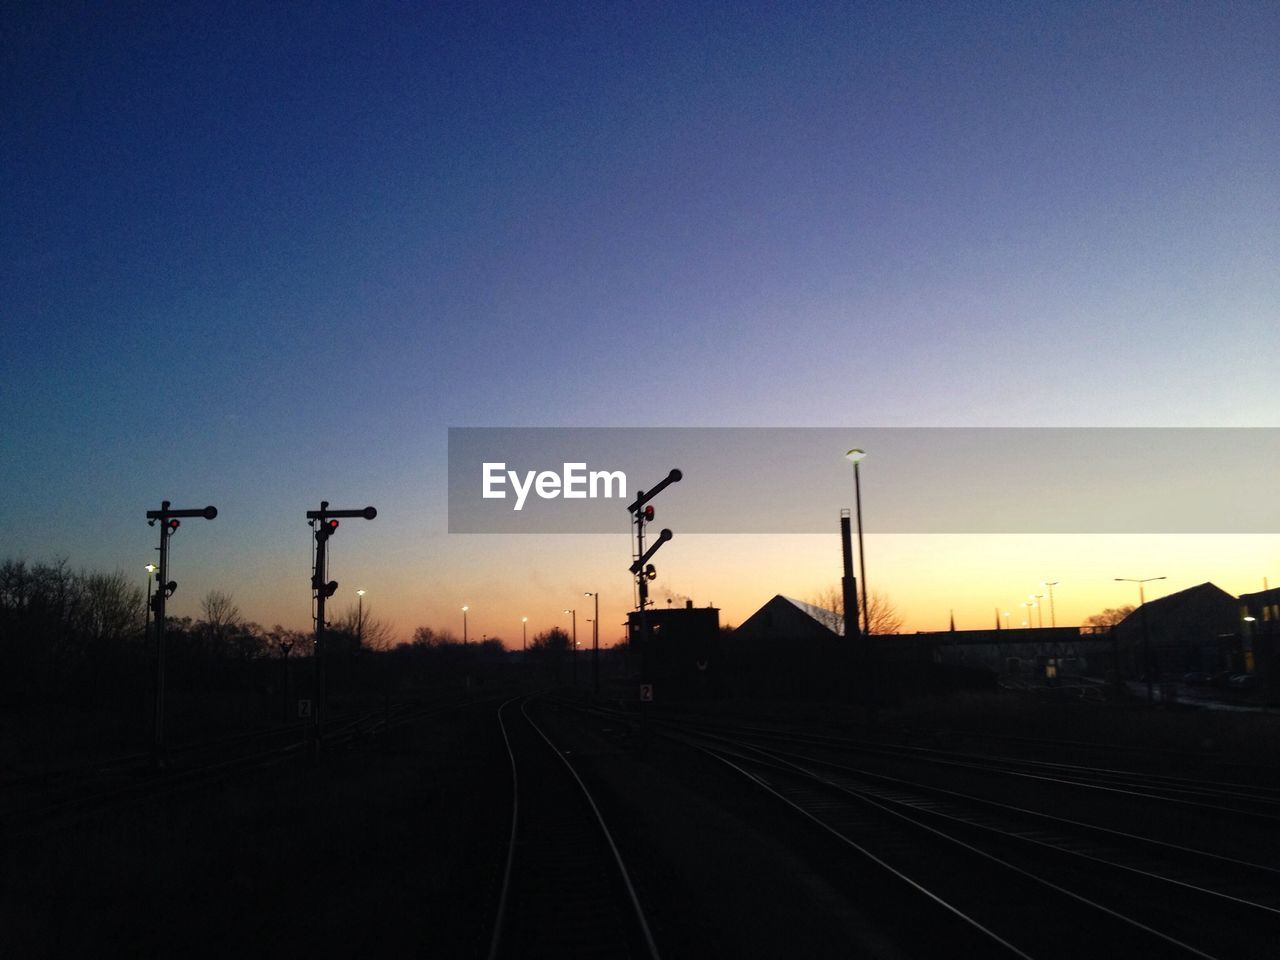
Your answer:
643,505 -> 654,521
327,519 -> 339,532
167,519 -> 180,530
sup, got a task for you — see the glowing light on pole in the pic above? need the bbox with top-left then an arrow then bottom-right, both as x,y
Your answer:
1042,581 -> 1059,628
585,591 -> 600,697
1029,594 -> 1045,628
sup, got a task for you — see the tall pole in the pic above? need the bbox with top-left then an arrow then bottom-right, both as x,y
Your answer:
522,617 -> 528,652
1043,581 -> 1059,628
853,460 -> 870,639
462,606 -> 468,645
154,527 -> 171,761
313,518 -> 328,743
1140,582 -> 1151,701
304,501 -> 377,750
144,562 -> 156,750
357,589 -> 365,649
145,500 -> 217,764
569,609 -> 577,686
144,563 -> 156,664
586,592 -> 600,697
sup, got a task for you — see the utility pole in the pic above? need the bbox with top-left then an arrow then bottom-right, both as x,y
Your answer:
307,501 -> 377,750
585,591 -> 600,697
145,501 -> 217,764
1042,580 -> 1060,629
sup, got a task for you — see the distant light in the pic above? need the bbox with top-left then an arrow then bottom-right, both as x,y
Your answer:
145,563 -> 158,573
462,605 -> 469,612
845,448 -> 867,464
356,589 -> 366,597
522,616 -> 528,623
1244,616 -> 1257,622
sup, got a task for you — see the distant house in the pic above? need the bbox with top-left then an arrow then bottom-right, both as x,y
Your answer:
1114,582 -> 1240,678
733,595 -> 841,643
725,595 -> 849,699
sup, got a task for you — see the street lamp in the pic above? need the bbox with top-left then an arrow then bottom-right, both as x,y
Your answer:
356,589 -> 366,649
144,563 -> 158,649
1041,581 -> 1060,628
1029,594 -> 1045,628
521,616 -> 528,652
462,605 -> 469,645
563,608 -> 577,685
1001,610 -> 1010,631
585,591 -> 600,697
1021,600 -> 1035,629
1116,576 -> 1166,702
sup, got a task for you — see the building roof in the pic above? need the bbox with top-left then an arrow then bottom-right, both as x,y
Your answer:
1118,582 -> 1234,624
732,594 -> 841,644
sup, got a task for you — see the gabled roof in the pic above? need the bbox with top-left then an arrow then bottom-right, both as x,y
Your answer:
780,596 -> 845,635
732,594 -> 842,643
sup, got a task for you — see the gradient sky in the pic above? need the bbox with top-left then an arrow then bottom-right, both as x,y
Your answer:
2,3 -> 1276,644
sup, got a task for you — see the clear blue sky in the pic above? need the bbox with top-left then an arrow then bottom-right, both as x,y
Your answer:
2,3 -> 1276,638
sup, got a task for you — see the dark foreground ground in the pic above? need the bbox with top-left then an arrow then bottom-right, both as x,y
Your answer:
4,688 -> 1279,957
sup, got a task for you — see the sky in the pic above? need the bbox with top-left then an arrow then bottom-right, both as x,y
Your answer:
2,2 -> 1277,644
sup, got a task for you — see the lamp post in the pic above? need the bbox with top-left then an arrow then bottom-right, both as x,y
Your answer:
1021,601 -> 1035,629
356,589 -> 366,649
563,608 -> 577,686
585,591 -> 600,697
1116,576 -> 1166,702
1001,610 -> 1010,631
1042,581 -> 1059,628
144,563 -> 158,648
522,616 -> 528,652
1029,594 -> 1045,628
462,605 -> 469,645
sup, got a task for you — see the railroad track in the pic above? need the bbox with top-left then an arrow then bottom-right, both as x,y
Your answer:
489,695 -> 660,960
554,699 -> 1280,957
680,729 -> 1274,959
623,709 -> 1280,821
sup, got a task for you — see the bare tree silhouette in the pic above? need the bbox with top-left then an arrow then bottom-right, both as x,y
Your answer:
807,585 -> 904,635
